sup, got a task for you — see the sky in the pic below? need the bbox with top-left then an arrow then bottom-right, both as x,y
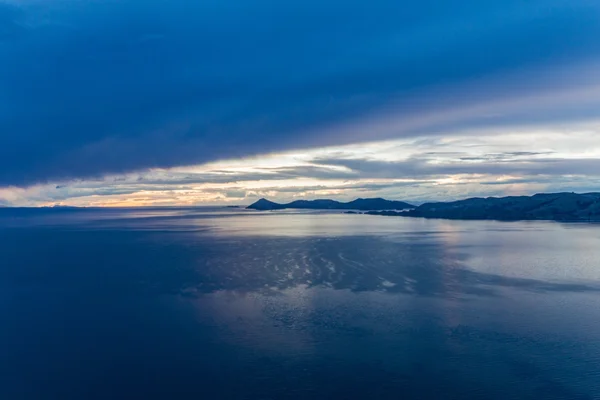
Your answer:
1,0 -> 600,207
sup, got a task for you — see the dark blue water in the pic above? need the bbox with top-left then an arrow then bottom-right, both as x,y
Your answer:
1,207 -> 600,399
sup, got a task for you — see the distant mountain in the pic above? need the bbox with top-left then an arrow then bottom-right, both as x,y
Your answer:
247,198 -> 415,211
248,198 -> 286,210
366,192 -> 600,222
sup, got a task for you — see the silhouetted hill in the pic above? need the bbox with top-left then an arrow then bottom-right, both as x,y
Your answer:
366,192 -> 600,221
247,198 -> 414,211
247,198 -> 286,210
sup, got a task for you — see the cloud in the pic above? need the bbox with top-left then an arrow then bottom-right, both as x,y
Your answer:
2,125 -> 600,206
315,156 -> 600,179
1,0 -> 600,186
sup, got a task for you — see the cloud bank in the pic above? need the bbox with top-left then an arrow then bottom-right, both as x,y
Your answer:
2,126 -> 600,206
1,0 -> 600,187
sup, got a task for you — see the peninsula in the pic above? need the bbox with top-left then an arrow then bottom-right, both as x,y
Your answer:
247,198 -> 415,211
366,192 -> 600,222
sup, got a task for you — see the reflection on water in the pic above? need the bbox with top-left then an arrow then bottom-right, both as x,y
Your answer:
1,208 -> 600,399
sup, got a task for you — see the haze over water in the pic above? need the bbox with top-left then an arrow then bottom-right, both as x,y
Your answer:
1,208 -> 600,399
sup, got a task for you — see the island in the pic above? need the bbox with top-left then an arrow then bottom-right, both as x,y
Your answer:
366,192 -> 600,222
247,198 -> 415,211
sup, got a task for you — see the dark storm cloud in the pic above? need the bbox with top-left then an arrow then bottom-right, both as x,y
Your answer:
1,0 -> 600,186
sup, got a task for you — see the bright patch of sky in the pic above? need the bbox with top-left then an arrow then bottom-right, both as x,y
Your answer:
2,124 -> 600,207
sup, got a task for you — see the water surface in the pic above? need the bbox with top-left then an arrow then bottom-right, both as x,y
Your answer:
1,208 -> 600,399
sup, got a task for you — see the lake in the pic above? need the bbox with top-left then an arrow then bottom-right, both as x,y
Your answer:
1,207 -> 600,399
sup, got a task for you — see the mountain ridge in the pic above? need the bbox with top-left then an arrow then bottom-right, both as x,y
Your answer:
247,197 -> 415,211
366,192 -> 600,221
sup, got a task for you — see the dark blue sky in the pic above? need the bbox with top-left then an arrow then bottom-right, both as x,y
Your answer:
1,0 -> 600,204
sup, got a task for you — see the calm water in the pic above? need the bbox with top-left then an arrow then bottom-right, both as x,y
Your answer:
1,207 -> 600,399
